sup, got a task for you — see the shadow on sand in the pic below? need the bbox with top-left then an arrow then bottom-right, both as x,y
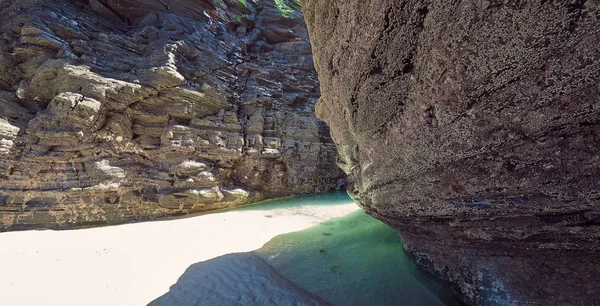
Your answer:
149,252 -> 331,306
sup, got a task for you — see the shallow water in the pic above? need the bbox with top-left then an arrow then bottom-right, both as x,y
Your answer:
253,203 -> 458,306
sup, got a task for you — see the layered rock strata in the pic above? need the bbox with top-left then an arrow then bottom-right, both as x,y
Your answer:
302,0 -> 600,305
0,0 -> 344,230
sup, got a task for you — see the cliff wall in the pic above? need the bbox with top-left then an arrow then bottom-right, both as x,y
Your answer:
0,0 -> 345,230
301,0 -> 600,304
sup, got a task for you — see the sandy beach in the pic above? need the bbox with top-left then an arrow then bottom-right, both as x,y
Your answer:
0,195 -> 358,306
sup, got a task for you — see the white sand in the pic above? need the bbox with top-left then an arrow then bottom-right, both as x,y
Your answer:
0,201 -> 358,306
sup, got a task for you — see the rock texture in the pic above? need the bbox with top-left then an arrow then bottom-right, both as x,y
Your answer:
302,0 -> 600,305
0,0 -> 345,230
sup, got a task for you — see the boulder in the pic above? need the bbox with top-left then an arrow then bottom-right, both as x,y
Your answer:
302,0 -> 600,305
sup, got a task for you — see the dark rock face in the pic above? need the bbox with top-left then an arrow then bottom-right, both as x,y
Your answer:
301,0 -> 600,304
0,0 -> 345,230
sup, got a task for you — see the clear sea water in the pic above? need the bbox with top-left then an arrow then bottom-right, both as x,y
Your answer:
241,192 -> 461,305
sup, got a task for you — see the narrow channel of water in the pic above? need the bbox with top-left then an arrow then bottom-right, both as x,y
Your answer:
252,197 -> 461,306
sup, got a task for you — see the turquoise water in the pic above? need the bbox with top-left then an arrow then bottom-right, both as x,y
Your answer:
152,192 -> 460,305
235,191 -> 357,211
251,193 -> 460,306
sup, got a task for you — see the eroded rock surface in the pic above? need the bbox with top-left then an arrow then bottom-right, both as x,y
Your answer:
302,0 -> 600,305
0,0 -> 344,230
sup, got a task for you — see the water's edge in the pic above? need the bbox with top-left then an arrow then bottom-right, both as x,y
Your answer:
153,193 -> 463,305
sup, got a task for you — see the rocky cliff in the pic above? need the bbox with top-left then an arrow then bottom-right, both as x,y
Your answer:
302,0 -> 600,305
0,0 -> 345,231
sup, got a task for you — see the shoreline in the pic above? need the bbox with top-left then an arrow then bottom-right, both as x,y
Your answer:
2,191 -> 351,233
0,193 -> 358,306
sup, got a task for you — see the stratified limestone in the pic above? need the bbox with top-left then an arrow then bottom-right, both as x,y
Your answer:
301,0 -> 600,305
0,0 -> 345,230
